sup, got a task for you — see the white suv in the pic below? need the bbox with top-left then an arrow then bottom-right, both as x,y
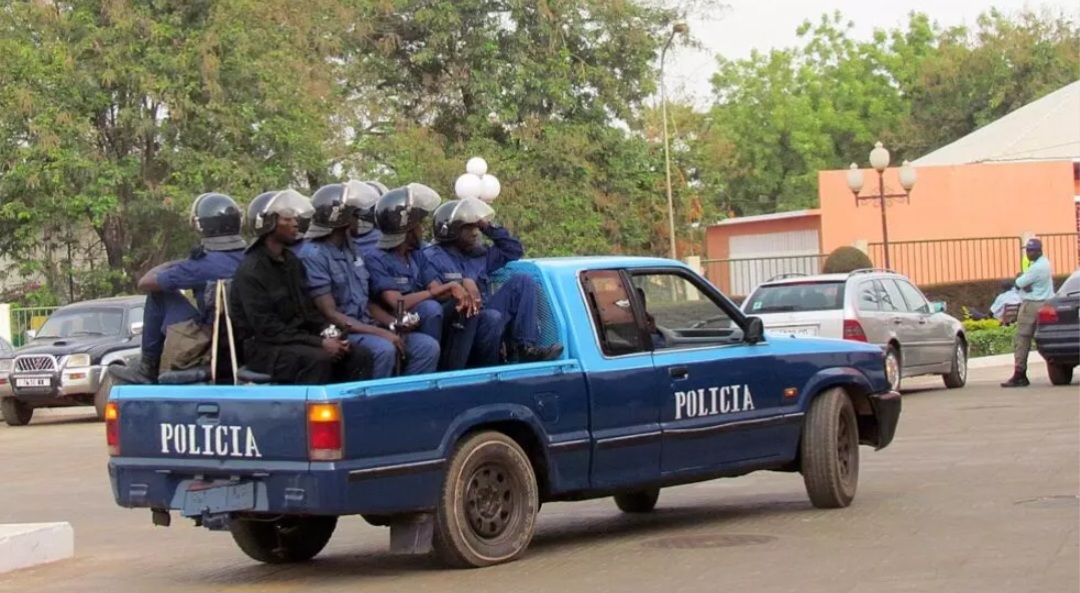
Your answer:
740,269 -> 967,391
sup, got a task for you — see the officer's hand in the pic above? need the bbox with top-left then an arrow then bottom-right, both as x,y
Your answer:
322,338 -> 349,360
377,329 -> 406,355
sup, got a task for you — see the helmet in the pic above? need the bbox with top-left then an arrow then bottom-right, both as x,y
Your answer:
432,198 -> 495,243
246,189 -> 314,237
374,183 -> 442,235
364,180 -> 389,197
190,193 -> 243,238
310,181 -> 381,230
358,180 -> 388,223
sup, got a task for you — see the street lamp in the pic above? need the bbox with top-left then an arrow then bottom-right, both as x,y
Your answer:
846,141 -> 917,269
660,21 -> 688,260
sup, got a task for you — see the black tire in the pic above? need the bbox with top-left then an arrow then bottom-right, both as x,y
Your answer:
432,430 -> 539,569
228,515 -> 338,564
95,370 -> 115,421
1,398 -> 33,427
942,338 -> 968,389
613,488 -> 660,513
800,387 -> 859,509
885,345 -> 902,392
1047,362 -> 1075,386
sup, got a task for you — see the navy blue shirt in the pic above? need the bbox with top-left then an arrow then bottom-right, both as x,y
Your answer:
297,239 -> 374,324
353,229 -> 382,256
157,249 -> 245,323
366,248 -> 439,301
424,225 -> 524,295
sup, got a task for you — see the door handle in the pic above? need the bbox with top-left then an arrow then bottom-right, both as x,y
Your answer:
891,317 -> 903,325
669,366 -> 689,380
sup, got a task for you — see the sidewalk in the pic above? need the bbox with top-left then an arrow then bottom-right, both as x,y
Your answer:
968,351 -> 1042,370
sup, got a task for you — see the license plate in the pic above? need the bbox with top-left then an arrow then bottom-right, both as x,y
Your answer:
771,327 -> 817,337
15,377 -> 51,388
182,481 -> 256,517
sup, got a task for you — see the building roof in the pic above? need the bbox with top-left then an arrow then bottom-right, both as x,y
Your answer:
709,209 -> 821,227
913,80 -> 1080,167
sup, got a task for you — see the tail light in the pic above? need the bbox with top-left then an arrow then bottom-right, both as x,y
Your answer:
105,402 -> 120,456
1037,305 -> 1059,324
307,403 -> 343,461
843,319 -> 868,342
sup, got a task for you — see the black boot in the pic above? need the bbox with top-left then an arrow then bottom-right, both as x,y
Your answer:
109,356 -> 160,385
517,343 -> 565,363
1000,367 -> 1030,388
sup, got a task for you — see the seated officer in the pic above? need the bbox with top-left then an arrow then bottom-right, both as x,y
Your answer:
299,181 -> 439,379
229,189 -> 373,385
365,184 -> 477,370
109,193 -> 247,385
352,180 -> 386,254
425,198 -> 562,365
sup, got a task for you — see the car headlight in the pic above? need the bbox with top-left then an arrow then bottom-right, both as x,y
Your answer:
64,354 -> 92,368
0,359 -> 11,373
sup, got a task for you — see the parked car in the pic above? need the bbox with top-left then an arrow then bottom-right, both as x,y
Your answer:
740,269 -> 967,391
0,295 -> 145,426
1034,269 -> 1080,386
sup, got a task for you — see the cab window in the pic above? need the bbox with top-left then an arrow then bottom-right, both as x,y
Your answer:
629,269 -> 745,350
581,270 -> 646,357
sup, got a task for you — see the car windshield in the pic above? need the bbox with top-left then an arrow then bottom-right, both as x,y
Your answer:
744,281 -> 846,313
1058,271 -> 1080,296
35,308 -> 125,339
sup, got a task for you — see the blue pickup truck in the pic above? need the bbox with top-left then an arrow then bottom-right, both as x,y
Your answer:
106,256 -> 900,569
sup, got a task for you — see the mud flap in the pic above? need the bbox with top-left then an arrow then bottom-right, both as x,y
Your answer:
389,513 -> 434,555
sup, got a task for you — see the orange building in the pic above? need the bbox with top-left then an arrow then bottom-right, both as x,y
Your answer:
705,80 -> 1080,296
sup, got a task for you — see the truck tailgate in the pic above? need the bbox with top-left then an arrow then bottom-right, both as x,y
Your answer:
112,384 -> 311,464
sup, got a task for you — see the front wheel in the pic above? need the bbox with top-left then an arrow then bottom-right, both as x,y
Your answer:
229,515 -> 338,564
1047,362 -> 1075,386
885,346 -> 902,392
432,431 -> 539,569
95,370 -> 115,421
800,387 -> 860,509
942,339 -> 968,389
1,398 -> 33,426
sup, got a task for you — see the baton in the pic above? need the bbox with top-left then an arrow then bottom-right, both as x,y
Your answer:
394,299 -> 405,375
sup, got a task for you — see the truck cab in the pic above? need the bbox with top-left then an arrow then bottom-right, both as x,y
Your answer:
106,257 -> 900,569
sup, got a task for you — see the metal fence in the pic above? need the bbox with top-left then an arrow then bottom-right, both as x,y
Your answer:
867,236 -> 1022,286
702,254 -> 829,299
9,306 -> 59,347
1036,232 -> 1080,276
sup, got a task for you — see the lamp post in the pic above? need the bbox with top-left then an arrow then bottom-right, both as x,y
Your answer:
846,142 -> 917,270
660,21 -> 688,260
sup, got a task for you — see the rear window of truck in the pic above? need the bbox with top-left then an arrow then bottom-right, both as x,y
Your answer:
744,281 -> 846,313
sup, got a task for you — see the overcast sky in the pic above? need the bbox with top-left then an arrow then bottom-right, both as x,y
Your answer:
665,0 -> 1080,107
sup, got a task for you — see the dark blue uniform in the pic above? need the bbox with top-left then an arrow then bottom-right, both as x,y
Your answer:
425,224 -> 539,367
143,249 -> 244,362
353,229 -> 382,255
298,240 -> 438,378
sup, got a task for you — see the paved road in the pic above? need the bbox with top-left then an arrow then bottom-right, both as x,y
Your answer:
1,365 -> 1076,593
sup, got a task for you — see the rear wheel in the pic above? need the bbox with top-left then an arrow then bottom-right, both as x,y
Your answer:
229,515 -> 337,564
800,387 -> 859,509
1,398 -> 33,426
613,488 -> 660,513
1047,362 -> 1075,386
885,345 -> 902,392
942,339 -> 968,389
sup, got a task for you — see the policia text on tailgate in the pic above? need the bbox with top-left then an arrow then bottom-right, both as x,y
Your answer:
106,256 -> 901,569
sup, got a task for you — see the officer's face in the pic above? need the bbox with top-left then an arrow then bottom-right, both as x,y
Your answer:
274,215 -> 299,245
457,224 -> 481,251
404,226 -> 423,249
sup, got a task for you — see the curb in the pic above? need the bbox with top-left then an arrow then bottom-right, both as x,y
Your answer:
0,523 -> 74,575
968,352 -> 1041,370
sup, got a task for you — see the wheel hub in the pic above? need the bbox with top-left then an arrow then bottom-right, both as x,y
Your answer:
957,346 -> 967,382
836,414 -> 853,479
465,464 -> 514,538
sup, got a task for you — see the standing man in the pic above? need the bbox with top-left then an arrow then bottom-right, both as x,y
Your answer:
425,198 -> 563,366
109,192 -> 247,385
229,189 -> 373,385
299,181 -> 439,378
1001,238 -> 1053,388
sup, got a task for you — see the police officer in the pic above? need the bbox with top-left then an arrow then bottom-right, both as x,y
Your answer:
299,181 -> 439,379
109,192 -> 247,385
229,189 -> 374,385
425,198 -> 563,365
365,184 -> 477,370
1001,238 -> 1054,388
351,180 -> 386,255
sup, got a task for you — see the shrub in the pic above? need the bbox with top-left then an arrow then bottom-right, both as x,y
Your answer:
822,246 -> 874,274
962,318 -> 1001,332
967,325 -> 1016,358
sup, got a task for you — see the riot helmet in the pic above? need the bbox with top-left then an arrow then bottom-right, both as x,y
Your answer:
307,181 -> 381,239
364,180 -> 389,197
190,193 -> 243,238
374,183 -> 442,249
246,189 -> 314,239
432,198 -> 495,243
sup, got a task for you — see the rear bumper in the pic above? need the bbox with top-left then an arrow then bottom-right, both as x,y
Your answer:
1035,325 -> 1080,365
108,457 -> 444,518
868,389 -> 901,450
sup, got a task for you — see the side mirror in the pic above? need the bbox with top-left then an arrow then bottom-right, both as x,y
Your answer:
744,316 -> 765,344
25,329 -> 37,340
929,301 -> 946,314
130,322 -> 144,336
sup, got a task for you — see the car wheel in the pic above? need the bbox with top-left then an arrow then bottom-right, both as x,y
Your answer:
229,514 -> 337,564
432,431 -> 539,569
613,488 -> 660,513
0,397 -> 33,427
94,370 -> 116,421
942,339 -> 967,389
1047,362 -> 1075,386
885,345 -> 902,392
800,387 -> 859,509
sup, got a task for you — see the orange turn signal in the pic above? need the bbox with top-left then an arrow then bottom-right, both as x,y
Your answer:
308,403 -> 341,423
783,388 -> 798,399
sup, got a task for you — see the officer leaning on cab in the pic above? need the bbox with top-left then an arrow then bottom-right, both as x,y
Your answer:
297,181 -> 440,379
227,189 -> 374,385
109,192 -> 247,385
